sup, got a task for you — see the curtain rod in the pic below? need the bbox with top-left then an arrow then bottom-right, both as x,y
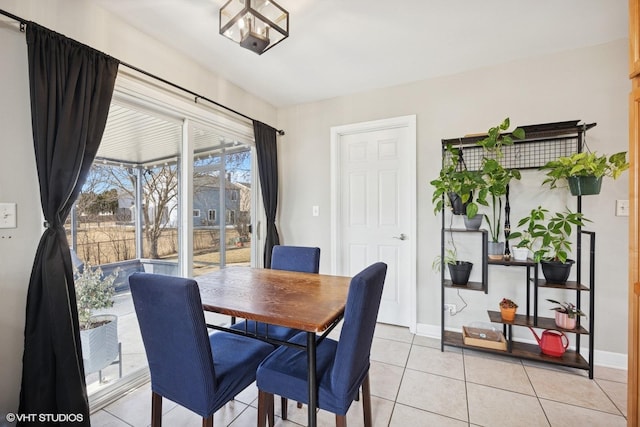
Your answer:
0,8 -> 285,136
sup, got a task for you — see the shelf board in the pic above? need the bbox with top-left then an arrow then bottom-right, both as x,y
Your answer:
488,258 -> 536,267
441,122 -> 596,147
532,279 -> 590,291
443,279 -> 484,292
487,310 -> 589,334
443,330 -> 590,370
444,228 -> 488,234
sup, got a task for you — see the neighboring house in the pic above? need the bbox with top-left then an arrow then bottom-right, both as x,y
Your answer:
192,173 -> 241,228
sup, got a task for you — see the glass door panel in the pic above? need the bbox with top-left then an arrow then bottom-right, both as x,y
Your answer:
69,100 -> 183,398
224,150 -> 252,267
192,126 -> 252,276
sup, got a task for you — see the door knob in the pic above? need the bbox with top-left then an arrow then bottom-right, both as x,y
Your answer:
393,233 -> 407,240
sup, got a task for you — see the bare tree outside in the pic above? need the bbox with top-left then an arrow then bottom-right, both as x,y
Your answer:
140,165 -> 179,258
68,147 -> 250,268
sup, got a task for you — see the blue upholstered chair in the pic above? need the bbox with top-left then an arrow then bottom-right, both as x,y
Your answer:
255,262 -> 388,427
270,245 -> 321,273
129,272 -> 274,427
230,245 -> 321,341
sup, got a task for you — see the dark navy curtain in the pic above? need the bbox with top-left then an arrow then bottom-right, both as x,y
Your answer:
253,121 -> 280,268
19,23 -> 118,425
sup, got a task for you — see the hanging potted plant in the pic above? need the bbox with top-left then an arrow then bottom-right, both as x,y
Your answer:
430,144 -> 487,224
509,206 -> 590,283
546,299 -> 586,330
476,118 -> 525,258
75,263 -> 120,375
432,246 -> 473,286
540,151 -> 629,196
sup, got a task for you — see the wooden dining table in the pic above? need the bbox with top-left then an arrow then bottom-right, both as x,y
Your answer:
197,267 -> 352,427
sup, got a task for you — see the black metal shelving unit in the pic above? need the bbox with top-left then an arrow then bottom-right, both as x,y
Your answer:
439,121 -> 596,378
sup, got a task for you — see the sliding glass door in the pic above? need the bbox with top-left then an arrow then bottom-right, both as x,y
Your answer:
67,79 -> 257,404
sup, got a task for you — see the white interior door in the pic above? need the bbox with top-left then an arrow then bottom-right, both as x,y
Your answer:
331,116 -> 416,328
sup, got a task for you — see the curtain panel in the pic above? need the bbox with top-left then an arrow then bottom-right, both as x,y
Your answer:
19,23 -> 118,424
253,121 -> 280,268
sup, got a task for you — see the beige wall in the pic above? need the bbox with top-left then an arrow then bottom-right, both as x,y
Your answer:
0,0 -> 277,416
277,39 -> 630,363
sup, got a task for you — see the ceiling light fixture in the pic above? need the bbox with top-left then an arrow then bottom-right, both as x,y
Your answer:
219,0 -> 289,55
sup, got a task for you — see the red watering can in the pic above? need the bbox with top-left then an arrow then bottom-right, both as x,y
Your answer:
528,328 -> 569,357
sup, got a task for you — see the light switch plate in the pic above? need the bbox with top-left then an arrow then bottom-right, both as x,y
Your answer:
0,203 -> 17,228
616,199 -> 629,217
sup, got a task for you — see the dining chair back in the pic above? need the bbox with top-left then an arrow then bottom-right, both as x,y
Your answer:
129,272 -> 273,427
256,262 -> 387,427
271,245 -> 321,273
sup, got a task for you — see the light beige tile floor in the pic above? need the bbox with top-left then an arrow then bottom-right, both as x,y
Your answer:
90,324 -> 628,426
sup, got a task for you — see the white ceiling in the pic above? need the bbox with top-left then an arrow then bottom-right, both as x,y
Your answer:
90,0 -> 628,108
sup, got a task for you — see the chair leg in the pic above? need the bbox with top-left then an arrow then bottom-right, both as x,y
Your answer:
281,396 -> 288,420
361,373 -> 372,427
151,392 -> 162,427
258,390 -> 275,427
202,416 -> 213,427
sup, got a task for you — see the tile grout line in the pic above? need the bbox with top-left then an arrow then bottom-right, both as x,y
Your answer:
461,348 -> 471,426
592,377 -> 628,419
383,332 -> 413,426
101,408 -> 136,427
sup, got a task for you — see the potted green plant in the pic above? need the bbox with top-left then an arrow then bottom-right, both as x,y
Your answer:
546,299 -> 586,329
431,144 -> 487,222
476,118 -> 525,258
432,246 -> 473,286
540,151 -> 629,196
499,298 -> 518,321
509,206 -> 590,283
74,263 -> 120,375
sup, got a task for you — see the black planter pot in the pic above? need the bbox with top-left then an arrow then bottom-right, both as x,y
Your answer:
448,261 -> 473,285
447,192 -> 471,215
541,259 -> 575,284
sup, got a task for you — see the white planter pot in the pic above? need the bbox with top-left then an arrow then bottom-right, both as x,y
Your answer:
512,247 -> 529,261
80,314 -> 119,374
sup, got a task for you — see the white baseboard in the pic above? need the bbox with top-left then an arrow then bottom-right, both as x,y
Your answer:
415,322 -> 628,371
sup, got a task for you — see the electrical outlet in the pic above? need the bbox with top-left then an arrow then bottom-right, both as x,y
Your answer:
444,303 -> 457,315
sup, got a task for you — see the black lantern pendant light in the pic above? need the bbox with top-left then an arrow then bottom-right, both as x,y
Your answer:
219,0 -> 289,55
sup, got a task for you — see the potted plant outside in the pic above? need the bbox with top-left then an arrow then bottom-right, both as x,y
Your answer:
432,247 -> 473,286
509,206 -> 590,283
499,298 -> 518,322
546,299 -> 586,329
431,144 -> 488,221
540,151 -> 629,196
476,118 -> 525,258
75,263 -> 120,375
